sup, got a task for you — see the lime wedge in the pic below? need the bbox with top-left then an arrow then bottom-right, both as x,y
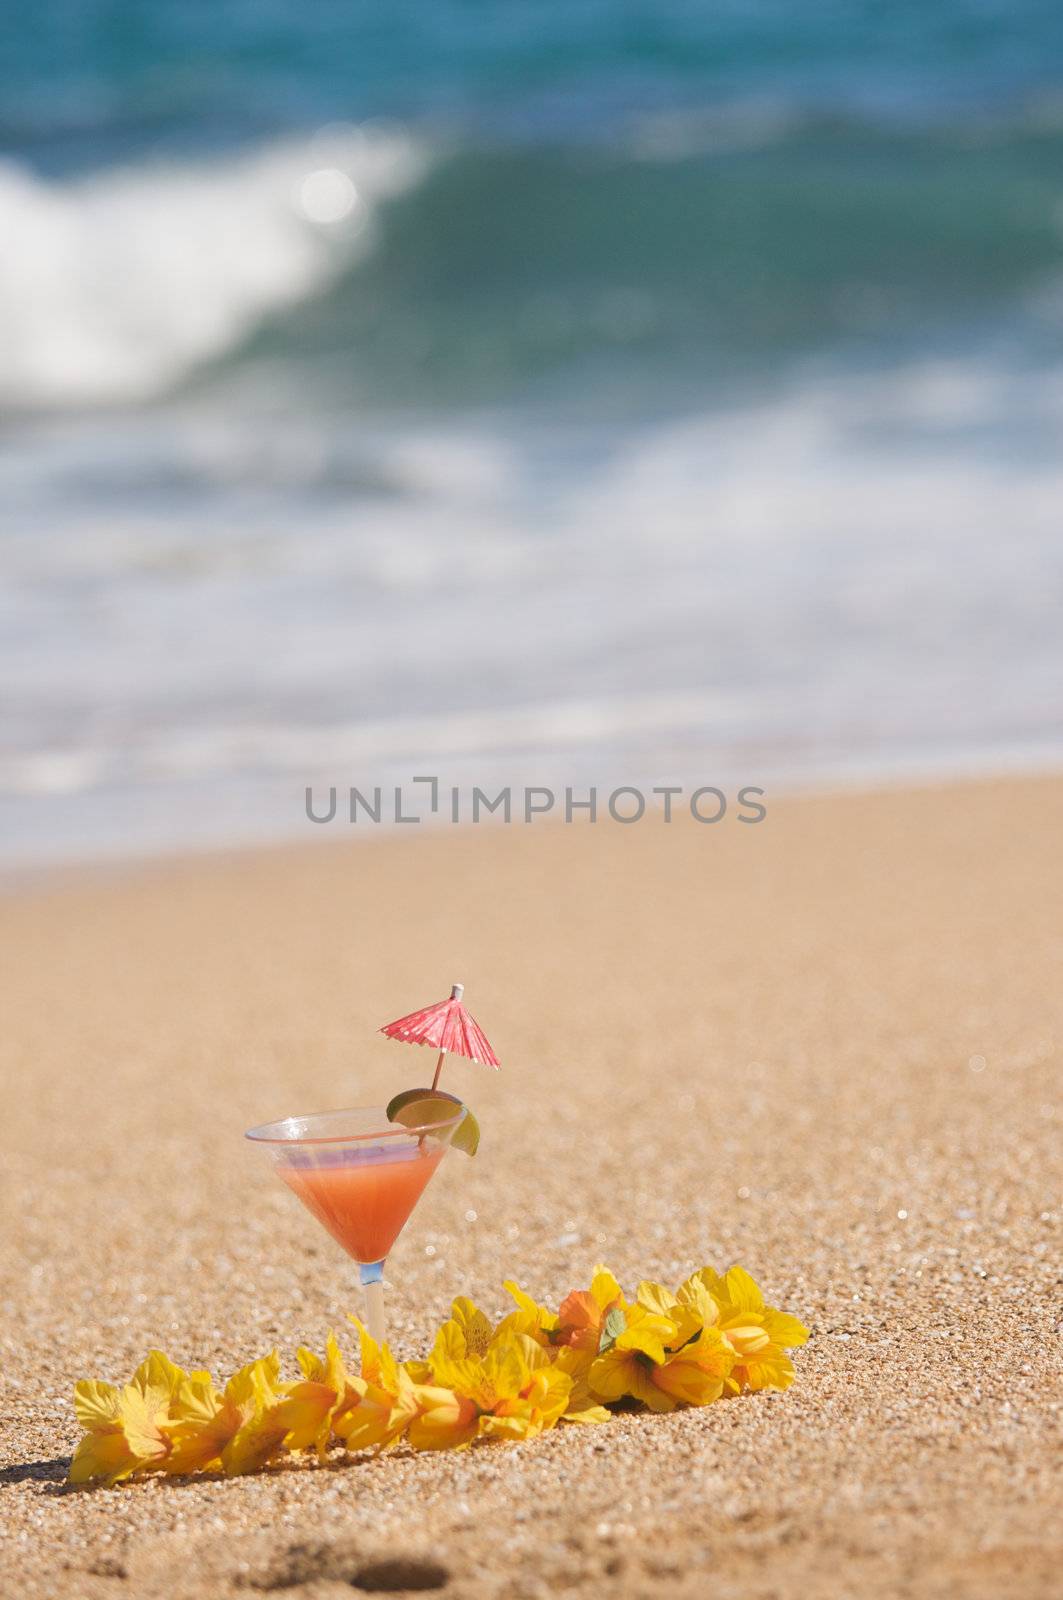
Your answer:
386,1086 -> 462,1118
386,1088 -> 480,1156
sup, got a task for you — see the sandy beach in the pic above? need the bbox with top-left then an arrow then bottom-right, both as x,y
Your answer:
1,774 -> 1059,1599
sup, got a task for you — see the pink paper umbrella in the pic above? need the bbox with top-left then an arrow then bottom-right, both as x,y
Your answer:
380,983 -> 500,1090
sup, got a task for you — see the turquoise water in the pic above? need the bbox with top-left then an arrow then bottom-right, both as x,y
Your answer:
8,1 -> 1063,407
2,2 -> 1062,863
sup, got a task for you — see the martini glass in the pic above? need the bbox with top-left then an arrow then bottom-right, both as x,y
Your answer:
246,1105 -> 466,1345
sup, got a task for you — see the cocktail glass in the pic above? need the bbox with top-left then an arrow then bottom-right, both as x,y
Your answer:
246,1105 -> 466,1345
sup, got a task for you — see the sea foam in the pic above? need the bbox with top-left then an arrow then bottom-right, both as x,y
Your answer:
0,127 -> 429,409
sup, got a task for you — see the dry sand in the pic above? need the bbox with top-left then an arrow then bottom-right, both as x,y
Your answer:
1,775 -> 1060,1599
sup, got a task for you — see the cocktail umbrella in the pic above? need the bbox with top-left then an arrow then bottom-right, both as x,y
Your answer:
380,983 -> 500,1091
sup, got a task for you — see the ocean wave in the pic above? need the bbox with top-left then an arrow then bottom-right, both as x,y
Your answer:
223,118 -> 1063,410
0,125 -> 430,409
5,106 -> 1063,414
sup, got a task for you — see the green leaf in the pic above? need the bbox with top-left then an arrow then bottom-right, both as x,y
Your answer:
598,1306 -> 626,1354
604,1307 -> 626,1340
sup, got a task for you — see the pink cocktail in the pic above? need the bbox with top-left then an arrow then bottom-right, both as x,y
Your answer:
246,1106 -> 466,1343
278,1141 -> 444,1266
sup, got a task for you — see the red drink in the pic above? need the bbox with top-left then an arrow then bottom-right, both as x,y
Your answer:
278,1140 -> 444,1265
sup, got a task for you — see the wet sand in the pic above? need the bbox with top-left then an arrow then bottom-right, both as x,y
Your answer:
1,774 -> 1060,1598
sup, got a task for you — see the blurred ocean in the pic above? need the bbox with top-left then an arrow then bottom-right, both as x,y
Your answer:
2,1 -> 1063,865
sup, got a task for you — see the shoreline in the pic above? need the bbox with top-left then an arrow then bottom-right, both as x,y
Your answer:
4,747 -> 1062,897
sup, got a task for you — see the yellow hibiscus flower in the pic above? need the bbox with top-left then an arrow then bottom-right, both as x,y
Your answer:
495,1281 -> 560,1348
586,1305 -> 679,1413
493,1268 -> 632,1423
681,1266 -> 809,1392
274,1331 -> 354,1462
335,1316 -> 417,1452
69,1350 -> 186,1485
163,1352 -> 287,1476
407,1332 -> 572,1450
651,1325 -> 735,1407
551,1345 -> 611,1424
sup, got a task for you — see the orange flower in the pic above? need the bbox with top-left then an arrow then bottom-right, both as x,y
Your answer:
553,1267 -> 624,1352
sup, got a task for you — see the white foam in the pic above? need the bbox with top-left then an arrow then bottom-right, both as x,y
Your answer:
0,126 -> 429,408
1,351 -> 1061,869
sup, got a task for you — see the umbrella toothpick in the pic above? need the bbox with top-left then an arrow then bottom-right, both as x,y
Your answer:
380,979 -> 498,1093
431,985 -> 463,1090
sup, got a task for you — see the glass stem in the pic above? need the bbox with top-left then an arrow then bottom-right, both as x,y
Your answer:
359,1260 -> 386,1346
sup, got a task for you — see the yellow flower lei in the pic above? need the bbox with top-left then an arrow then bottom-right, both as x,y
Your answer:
68,1263 -> 808,1485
